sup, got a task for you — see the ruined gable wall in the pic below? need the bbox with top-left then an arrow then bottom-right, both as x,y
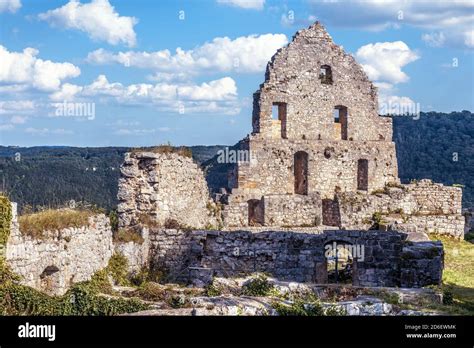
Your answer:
118,151 -> 216,229
6,204 -> 113,295
252,22 -> 391,142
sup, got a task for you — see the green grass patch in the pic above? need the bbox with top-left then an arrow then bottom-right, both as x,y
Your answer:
428,234 -> 474,315
19,209 -> 96,238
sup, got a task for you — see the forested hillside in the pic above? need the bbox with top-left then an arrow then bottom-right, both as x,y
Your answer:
393,111 -> 473,207
0,111 -> 472,212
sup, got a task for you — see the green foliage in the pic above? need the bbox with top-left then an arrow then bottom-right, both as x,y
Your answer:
205,282 -> 222,297
242,273 -> 279,297
272,293 -> 345,316
465,231 -> 474,243
0,281 -> 148,316
393,111 -> 473,208
443,289 -> 454,305
109,209 -> 119,233
107,253 -> 130,286
0,195 -> 12,248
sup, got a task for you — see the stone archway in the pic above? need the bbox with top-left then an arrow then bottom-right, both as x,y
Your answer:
294,151 -> 309,195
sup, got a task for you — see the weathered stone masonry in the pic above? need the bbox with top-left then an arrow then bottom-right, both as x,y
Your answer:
117,151 -> 218,229
147,229 -> 443,288
6,203 -> 113,295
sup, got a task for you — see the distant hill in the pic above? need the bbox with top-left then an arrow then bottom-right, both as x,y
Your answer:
0,111 -> 472,212
393,110 -> 473,207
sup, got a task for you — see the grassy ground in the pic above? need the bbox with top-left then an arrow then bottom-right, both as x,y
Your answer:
429,234 -> 474,315
19,209 -> 96,238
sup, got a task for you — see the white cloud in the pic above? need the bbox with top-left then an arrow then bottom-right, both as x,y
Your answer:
25,127 -> 73,135
0,100 -> 35,114
86,33 -> 288,75
50,75 -> 240,115
355,41 -> 419,115
308,0 -> 474,48
216,0 -> 265,10
38,0 -> 137,47
0,45 -> 80,91
0,0 -> 21,13
422,32 -> 446,47
355,41 -> 419,84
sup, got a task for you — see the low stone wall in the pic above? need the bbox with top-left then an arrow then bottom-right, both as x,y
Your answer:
6,205 -> 113,295
146,228 -> 443,288
337,180 -> 464,238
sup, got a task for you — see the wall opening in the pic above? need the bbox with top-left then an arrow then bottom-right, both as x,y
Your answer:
294,151 -> 309,195
248,199 -> 264,226
272,102 -> 287,138
357,159 -> 369,191
322,198 -> 341,226
319,65 -> 333,84
40,265 -> 61,294
325,241 -> 354,284
333,105 -> 348,140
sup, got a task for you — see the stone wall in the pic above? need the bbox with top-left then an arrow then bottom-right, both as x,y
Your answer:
336,180 -> 464,238
146,228 -> 443,288
6,204 -> 113,295
118,151 -> 217,229
263,193 -> 322,227
221,22 -> 399,224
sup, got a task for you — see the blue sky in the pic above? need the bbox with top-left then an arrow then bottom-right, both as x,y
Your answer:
0,0 -> 473,147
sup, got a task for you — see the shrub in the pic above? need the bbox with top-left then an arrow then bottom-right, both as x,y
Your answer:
18,209 -> 95,238
109,210 -> 119,233
205,282 -> 222,297
242,273 -> 279,297
107,253 -> 130,286
443,289 -> 454,305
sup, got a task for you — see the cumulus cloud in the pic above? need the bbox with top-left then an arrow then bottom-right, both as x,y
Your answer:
86,33 -> 288,76
50,75 -> 240,115
216,0 -> 265,10
38,0 -> 137,47
355,41 -> 419,84
308,0 -> 474,48
25,127 -> 74,135
0,100 -> 35,114
355,41 -> 420,115
0,0 -> 21,13
0,45 -> 80,91
421,32 -> 446,47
